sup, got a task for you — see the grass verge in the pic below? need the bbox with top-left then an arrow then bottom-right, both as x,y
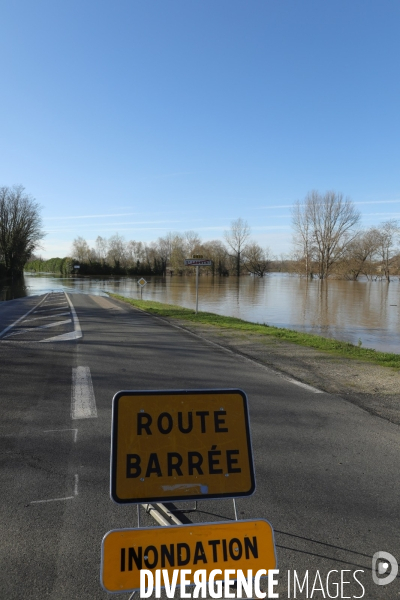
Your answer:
109,293 -> 400,369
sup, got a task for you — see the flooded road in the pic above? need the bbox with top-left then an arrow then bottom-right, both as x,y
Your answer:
1,272 -> 399,353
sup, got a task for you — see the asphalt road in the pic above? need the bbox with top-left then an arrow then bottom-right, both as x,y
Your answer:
0,292 -> 399,599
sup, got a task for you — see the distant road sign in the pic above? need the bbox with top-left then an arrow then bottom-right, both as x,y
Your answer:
74,265 -> 80,269
110,389 -> 255,504
192,254 -> 204,259
101,519 -> 276,593
138,278 -> 147,287
184,259 -> 212,266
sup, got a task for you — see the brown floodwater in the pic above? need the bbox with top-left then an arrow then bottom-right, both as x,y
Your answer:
1,272 -> 399,353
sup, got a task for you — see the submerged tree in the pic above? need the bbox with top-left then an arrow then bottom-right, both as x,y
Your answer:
292,191 -> 361,279
376,219 -> 399,281
339,227 -> 381,280
292,199 -> 314,278
243,243 -> 272,277
224,218 -> 251,277
0,185 -> 45,278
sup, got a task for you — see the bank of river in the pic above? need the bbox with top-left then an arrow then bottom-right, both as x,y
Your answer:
110,294 -> 400,427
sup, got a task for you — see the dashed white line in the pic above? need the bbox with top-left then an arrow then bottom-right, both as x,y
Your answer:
43,428 -> 78,442
71,366 -> 97,419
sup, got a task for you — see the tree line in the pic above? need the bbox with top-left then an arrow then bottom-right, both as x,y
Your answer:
26,219 -> 274,278
2,184 -> 398,282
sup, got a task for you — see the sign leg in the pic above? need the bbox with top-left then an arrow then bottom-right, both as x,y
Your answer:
195,265 -> 199,314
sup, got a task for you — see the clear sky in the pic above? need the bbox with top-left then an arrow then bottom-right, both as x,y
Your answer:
1,0 -> 399,259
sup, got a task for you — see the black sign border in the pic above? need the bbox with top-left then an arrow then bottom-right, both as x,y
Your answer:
110,388 -> 256,504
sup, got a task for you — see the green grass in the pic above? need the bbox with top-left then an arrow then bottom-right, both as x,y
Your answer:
109,293 -> 400,369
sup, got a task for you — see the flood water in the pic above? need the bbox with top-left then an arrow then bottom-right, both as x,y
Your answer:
1,272 -> 399,353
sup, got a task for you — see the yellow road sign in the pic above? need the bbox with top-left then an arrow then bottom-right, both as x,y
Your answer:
101,519 -> 277,593
110,389 -> 255,503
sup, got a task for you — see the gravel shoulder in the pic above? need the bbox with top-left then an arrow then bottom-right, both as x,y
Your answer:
163,316 -> 400,427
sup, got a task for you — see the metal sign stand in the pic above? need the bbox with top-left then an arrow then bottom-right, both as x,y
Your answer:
170,498 -> 238,520
183,256 -> 212,314
195,265 -> 199,314
137,278 -> 147,300
129,499 -> 235,600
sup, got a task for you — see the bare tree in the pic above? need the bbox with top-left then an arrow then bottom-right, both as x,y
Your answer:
95,236 -> 108,265
339,227 -> 381,280
376,219 -> 399,281
107,233 -> 126,269
169,233 -> 185,273
156,234 -> 173,275
292,200 -> 314,277
125,240 -> 146,269
292,191 -> 361,279
202,240 -> 229,275
0,185 -> 45,278
184,230 -> 202,257
243,243 -> 272,277
71,236 -> 91,263
224,218 -> 251,276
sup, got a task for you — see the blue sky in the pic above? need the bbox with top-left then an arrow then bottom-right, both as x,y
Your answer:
1,0 -> 399,259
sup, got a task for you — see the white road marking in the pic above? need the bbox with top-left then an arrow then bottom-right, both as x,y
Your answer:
41,330 -> 82,342
71,366 -> 97,419
30,474 -> 79,504
0,293 -> 49,339
30,496 -> 75,504
283,378 -> 323,393
4,292 -> 81,343
3,328 -> 31,339
65,293 -> 82,339
24,312 -> 70,323
3,319 -> 72,339
43,302 -> 67,306
33,306 -> 68,313
43,428 -> 78,442
39,319 -> 72,329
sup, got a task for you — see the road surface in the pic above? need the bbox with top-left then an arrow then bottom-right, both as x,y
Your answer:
0,292 -> 399,599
